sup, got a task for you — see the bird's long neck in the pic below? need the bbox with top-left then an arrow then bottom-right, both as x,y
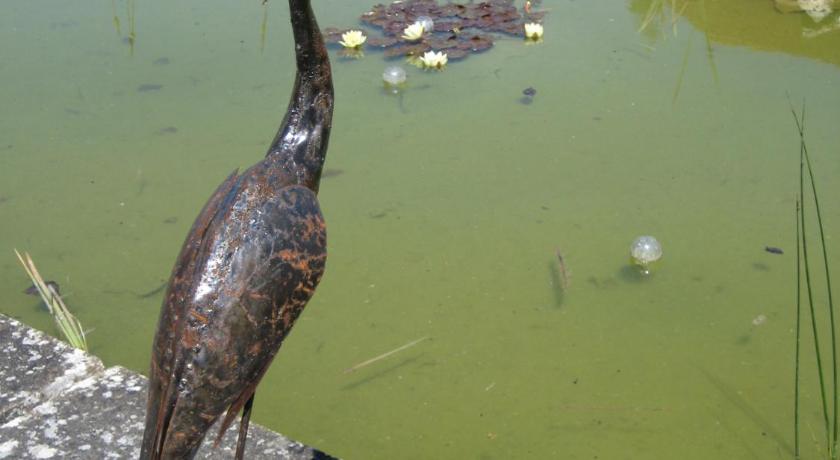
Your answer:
266,0 -> 334,193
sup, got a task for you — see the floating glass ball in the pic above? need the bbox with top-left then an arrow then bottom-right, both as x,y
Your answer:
416,16 -> 434,33
382,65 -> 407,86
630,236 -> 662,274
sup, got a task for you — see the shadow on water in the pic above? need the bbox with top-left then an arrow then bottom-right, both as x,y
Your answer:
698,366 -> 794,456
617,264 -> 654,283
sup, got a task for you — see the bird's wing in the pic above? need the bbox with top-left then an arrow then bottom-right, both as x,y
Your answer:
212,183 -> 328,444
143,182 -> 327,459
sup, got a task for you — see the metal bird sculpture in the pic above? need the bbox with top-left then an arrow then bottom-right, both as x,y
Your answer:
140,0 -> 333,458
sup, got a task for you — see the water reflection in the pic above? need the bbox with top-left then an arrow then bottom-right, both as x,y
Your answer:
628,0 -> 840,67
630,0 -> 688,42
777,0 -> 835,22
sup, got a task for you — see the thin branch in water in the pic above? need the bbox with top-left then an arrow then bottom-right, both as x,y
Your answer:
259,2 -> 269,53
554,247 -> 570,290
344,336 -> 429,374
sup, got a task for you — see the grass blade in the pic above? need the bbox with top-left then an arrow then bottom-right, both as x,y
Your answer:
795,199 -> 802,459
790,100 -> 838,459
798,111 -> 839,457
14,249 -> 88,351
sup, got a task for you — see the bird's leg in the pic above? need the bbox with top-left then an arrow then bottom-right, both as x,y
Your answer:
234,393 -> 255,460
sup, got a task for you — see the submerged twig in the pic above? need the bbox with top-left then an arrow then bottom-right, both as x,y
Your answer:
554,247 -> 570,290
344,336 -> 429,374
259,2 -> 269,52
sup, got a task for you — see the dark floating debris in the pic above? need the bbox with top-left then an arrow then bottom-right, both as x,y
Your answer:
50,20 -> 78,30
137,281 -> 167,299
323,0 -> 546,63
153,57 -> 170,65
137,84 -> 163,93
765,246 -> 784,255
24,280 -> 60,297
520,86 -> 536,104
321,168 -> 345,179
156,126 -> 178,135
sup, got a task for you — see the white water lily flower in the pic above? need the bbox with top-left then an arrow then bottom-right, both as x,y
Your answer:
524,22 -> 544,40
419,50 -> 447,69
402,22 -> 425,41
339,30 -> 367,49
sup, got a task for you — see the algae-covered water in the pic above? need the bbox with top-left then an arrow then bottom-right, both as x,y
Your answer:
2,0 -> 840,458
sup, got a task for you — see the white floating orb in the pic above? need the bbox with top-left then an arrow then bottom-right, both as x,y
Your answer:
416,16 -> 434,33
382,65 -> 407,86
630,236 -> 662,269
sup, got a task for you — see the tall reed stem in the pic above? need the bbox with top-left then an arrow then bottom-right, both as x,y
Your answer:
795,198 -> 802,459
791,102 -> 837,458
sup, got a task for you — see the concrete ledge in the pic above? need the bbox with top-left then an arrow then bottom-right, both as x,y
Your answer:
0,314 -> 336,459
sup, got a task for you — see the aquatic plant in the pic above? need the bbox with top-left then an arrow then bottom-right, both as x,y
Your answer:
635,0 -> 687,37
524,22 -> 544,40
632,0 -> 721,106
339,30 -> 367,49
322,0 -> 548,63
14,250 -> 88,351
419,50 -> 448,69
791,102 -> 837,459
402,21 -> 426,41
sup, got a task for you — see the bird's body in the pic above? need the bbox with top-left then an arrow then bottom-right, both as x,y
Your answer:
140,1 -> 333,458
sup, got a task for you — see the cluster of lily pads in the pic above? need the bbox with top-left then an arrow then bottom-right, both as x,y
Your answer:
322,0 -> 546,71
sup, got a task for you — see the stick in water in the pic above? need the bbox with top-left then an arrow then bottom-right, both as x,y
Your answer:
555,247 -> 569,290
344,336 -> 429,374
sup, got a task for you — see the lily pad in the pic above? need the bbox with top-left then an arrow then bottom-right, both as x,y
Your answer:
325,0 -> 547,64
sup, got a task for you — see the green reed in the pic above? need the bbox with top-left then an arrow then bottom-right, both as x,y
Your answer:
795,196 -> 801,459
14,249 -> 88,352
791,103 -> 837,459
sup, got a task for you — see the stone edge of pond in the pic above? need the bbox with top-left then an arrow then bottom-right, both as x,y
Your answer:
0,314 -> 338,460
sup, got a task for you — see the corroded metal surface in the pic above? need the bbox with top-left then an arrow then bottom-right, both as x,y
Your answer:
140,0 -> 334,458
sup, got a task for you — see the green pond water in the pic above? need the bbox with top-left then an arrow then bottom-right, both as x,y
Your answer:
2,0 -> 840,458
